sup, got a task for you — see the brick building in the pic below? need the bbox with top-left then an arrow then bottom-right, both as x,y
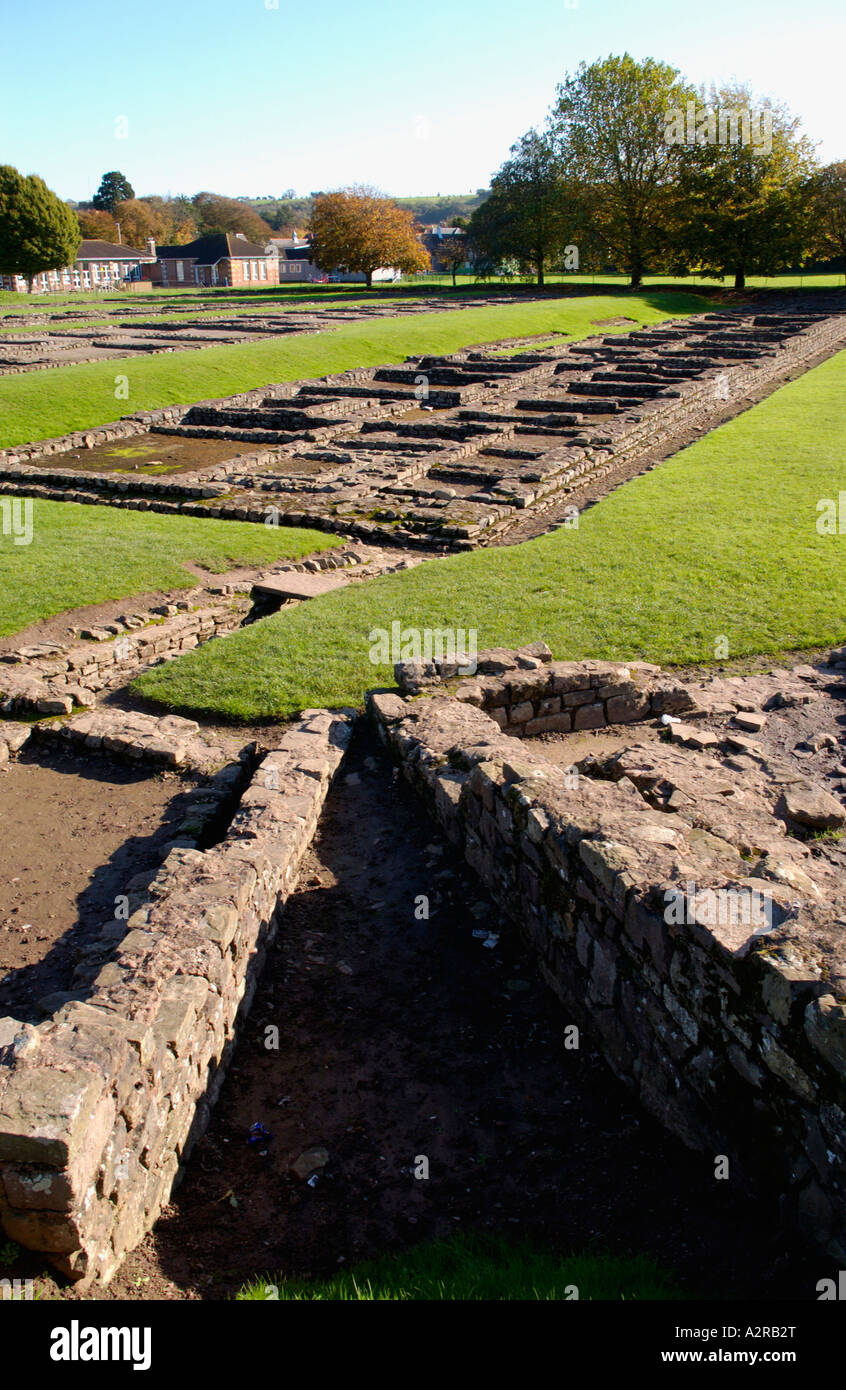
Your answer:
146,233 -> 279,288
0,239 -> 156,293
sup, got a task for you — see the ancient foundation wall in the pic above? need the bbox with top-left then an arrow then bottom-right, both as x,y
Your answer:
369,677 -> 846,1260
0,709 -> 354,1285
1,309 -> 844,551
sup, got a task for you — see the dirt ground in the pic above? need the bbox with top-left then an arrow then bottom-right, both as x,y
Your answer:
0,744 -> 198,1021
51,433 -> 250,476
8,722 -> 818,1304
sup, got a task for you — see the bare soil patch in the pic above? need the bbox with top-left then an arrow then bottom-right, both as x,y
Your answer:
39,433 -> 246,476
0,743 -> 199,1021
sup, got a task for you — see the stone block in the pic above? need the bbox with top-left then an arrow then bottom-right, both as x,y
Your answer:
573,703 -> 605,731
524,713 -> 572,737
0,1069 -> 107,1166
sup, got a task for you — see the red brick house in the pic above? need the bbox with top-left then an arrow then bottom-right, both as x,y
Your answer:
146,233 -> 279,288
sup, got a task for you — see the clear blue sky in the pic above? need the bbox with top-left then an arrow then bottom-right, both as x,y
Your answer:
2,0 -> 843,202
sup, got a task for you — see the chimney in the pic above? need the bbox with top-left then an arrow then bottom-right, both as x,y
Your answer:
145,237 -> 157,258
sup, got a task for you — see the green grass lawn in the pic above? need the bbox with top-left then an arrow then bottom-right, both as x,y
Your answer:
401,271 -> 846,290
236,1232 -> 684,1301
135,346 -> 846,724
0,293 -> 710,447
0,502 -> 337,637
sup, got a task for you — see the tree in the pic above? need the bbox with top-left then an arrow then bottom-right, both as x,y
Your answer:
192,193 -> 272,243
111,198 -> 166,248
77,207 -> 118,240
811,162 -> 846,279
468,129 -> 571,286
139,195 -> 199,244
435,220 -> 469,286
309,186 -> 430,288
0,166 -> 80,291
550,54 -> 695,287
671,85 -> 817,288
92,171 -> 134,213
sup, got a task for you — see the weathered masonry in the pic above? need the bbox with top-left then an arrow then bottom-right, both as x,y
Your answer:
0,710 -> 354,1285
370,646 -> 846,1260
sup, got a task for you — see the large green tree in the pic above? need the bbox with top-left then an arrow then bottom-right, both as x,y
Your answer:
468,129 -> 572,286
670,86 -> 817,288
550,54 -> 695,287
92,170 -> 135,213
0,166 -> 80,291
810,161 -> 846,278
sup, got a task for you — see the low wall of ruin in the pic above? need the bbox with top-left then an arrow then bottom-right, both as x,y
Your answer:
369,663 -> 846,1260
0,709 -> 354,1285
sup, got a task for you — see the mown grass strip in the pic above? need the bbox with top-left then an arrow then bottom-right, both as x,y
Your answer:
0,501 -> 337,637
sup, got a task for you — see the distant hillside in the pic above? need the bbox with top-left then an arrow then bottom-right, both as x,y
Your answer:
395,192 -> 490,225
244,191 -> 490,232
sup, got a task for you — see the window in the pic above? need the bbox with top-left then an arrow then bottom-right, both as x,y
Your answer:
176,260 -> 184,281
243,261 -> 251,280
260,260 -> 267,280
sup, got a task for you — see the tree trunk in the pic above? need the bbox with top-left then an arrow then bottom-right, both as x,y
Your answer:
537,264 -> 545,287
451,264 -> 457,287
734,267 -> 746,289
366,269 -> 373,290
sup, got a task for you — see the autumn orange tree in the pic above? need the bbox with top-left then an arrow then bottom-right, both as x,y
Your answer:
310,186 -> 430,287
77,208 -> 119,241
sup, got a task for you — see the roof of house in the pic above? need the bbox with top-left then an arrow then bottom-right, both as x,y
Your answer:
155,233 -> 270,264
76,240 -> 154,261
266,238 -> 314,260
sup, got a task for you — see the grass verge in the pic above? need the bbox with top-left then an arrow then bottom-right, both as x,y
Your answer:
236,1232 -> 684,1301
0,501 -> 336,637
135,347 -> 846,723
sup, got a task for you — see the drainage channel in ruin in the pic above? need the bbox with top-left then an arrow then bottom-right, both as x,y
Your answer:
53,718 -> 818,1304
0,743 -> 210,1024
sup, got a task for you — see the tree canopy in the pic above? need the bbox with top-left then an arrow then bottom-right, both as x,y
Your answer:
811,161 -> 846,273
0,166 -> 80,290
550,54 -> 695,287
468,129 -> 575,285
191,193 -> 272,243
92,170 -> 135,213
309,187 -> 430,287
670,85 -> 818,287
